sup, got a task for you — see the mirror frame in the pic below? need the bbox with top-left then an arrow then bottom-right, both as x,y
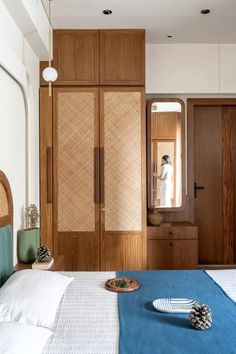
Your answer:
147,98 -> 186,212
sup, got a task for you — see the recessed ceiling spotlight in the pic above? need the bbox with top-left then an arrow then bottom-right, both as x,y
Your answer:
103,9 -> 112,15
200,8 -> 211,14
167,34 -> 173,38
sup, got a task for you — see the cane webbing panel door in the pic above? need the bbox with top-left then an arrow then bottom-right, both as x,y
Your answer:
104,91 -> 142,231
0,183 -> 8,217
100,88 -> 146,270
53,88 -> 100,270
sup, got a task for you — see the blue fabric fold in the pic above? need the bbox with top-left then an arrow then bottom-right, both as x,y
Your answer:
117,270 -> 236,354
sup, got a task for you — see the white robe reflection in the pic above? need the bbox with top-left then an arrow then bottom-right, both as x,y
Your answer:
159,163 -> 172,207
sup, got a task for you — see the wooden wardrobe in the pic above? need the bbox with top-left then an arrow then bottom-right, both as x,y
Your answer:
40,30 -> 146,271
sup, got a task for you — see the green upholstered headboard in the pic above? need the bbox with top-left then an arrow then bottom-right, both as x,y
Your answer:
0,225 -> 13,286
0,170 -> 14,286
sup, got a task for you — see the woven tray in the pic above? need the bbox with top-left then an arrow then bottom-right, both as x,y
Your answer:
105,277 -> 140,293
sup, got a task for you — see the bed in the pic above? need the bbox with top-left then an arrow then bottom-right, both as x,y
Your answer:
0,169 -> 236,354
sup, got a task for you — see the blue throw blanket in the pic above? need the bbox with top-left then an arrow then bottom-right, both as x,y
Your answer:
117,270 -> 236,354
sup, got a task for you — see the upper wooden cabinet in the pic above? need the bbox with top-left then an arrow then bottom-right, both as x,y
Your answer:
53,30 -> 99,85
99,30 -> 145,85
40,29 -> 145,86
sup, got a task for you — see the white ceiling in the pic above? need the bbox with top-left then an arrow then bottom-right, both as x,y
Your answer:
42,0 -> 236,43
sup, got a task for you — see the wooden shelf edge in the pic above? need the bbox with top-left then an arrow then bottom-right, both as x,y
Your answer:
199,264 -> 236,269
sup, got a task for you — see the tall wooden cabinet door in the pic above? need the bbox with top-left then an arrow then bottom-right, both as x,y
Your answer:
53,88 -> 100,270
100,30 -> 145,86
53,30 -> 99,85
100,88 -> 146,270
194,106 -> 223,264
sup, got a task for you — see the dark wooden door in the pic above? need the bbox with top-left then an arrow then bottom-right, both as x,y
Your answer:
194,106 -> 223,264
194,104 -> 236,264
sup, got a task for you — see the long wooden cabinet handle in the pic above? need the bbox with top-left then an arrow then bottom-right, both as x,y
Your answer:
99,147 -> 105,204
94,148 -> 100,204
46,147 -> 53,203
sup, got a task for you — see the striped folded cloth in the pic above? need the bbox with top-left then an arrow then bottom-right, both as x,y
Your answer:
153,298 -> 197,313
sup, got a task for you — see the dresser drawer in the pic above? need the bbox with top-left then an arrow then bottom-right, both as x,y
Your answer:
148,239 -> 198,270
148,226 -> 198,240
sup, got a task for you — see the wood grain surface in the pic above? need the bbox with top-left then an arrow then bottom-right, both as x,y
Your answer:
194,105 -> 223,264
100,30 -> 145,85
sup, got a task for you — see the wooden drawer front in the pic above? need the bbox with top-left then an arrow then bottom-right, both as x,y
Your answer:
148,226 -> 198,240
148,239 -> 198,270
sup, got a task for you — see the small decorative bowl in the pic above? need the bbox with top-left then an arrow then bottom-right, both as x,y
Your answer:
105,278 -> 140,293
148,210 -> 164,226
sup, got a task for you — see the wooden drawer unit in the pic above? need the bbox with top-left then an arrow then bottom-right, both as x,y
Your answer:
148,225 -> 198,240
147,223 -> 198,270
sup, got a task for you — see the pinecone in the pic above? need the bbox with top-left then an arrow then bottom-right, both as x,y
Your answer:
36,246 -> 52,262
189,303 -> 212,330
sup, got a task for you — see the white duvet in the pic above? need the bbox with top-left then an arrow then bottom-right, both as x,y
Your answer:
43,272 -> 119,354
43,269 -> 236,354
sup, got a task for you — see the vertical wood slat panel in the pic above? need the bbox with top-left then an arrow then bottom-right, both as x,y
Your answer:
222,106 -> 235,264
58,233 -> 100,271
40,88 -> 53,251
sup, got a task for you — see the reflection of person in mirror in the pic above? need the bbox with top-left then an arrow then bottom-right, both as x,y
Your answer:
154,155 -> 172,207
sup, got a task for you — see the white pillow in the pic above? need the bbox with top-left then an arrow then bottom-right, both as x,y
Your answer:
0,321 -> 52,354
0,269 -> 73,328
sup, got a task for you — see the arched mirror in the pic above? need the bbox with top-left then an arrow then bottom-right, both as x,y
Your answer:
147,98 -> 185,210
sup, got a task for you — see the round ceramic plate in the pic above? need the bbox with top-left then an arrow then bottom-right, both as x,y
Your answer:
105,277 -> 140,293
153,298 -> 197,313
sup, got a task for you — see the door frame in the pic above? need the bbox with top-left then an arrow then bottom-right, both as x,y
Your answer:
188,98 -> 236,264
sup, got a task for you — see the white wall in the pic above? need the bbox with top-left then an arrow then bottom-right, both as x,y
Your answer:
220,45 -> 236,93
3,0 -> 50,59
0,0 -> 46,264
0,68 -> 26,263
146,43 -> 236,94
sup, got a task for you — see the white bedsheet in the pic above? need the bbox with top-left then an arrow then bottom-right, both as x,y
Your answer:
206,269 -> 236,301
43,272 -> 119,354
43,269 -> 236,354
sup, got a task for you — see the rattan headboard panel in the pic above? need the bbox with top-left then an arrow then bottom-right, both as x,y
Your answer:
0,183 -> 8,217
0,170 -> 13,229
